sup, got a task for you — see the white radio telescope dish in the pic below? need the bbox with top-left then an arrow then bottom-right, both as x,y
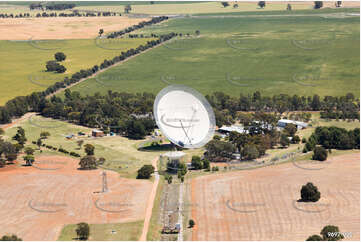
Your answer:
154,85 -> 216,149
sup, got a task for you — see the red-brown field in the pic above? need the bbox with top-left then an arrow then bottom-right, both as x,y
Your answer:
190,152 -> 360,241
0,155 -> 152,240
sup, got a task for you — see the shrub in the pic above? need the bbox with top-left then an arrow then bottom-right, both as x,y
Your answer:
189,219 -> 195,228
306,234 -> 323,241
312,146 -> 328,161
79,155 -> 97,170
0,234 -> 22,241
300,182 -> 321,202
75,223 -> 90,240
191,156 -> 203,170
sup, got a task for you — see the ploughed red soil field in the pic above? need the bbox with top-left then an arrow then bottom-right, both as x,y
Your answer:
0,155 -> 152,240
191,152 -> 360,241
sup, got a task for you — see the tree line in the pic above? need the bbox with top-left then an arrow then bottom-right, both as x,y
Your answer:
107,16 -> 169,39
29,3 -> 76,11
0,32 -> 176,125
206,91 -> 359,127
0,11 -> 120,18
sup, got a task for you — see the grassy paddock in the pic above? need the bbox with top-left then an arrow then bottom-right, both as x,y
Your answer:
57,220 -> 143,241
66,14 -> 360,98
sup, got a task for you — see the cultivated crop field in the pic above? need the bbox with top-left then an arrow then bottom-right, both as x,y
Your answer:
0,37 -> 153,105
67,12 -> 360,98
190,152 -> 360,241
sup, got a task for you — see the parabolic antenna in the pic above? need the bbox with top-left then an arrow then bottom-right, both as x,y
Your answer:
154,85 -> 216,149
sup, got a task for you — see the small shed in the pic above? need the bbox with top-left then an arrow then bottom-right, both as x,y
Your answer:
92,129 -> 104,137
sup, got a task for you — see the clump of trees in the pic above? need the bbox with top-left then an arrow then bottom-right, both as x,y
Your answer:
303,127 -> 360,153
75,222 -> 90,240
300,182 -> 320,202
44,3 -> 76,10
46,52 -> 67,73
137,164 -> 155,179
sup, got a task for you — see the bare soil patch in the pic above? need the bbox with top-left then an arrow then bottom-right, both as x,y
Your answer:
190,152 -> 360,240
0,16 -> 149,40
0,155 -> 152,240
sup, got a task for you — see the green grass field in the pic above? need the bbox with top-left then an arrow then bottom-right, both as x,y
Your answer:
0,38 -> 153,105
2,115 -> 201,178
57,220 -> 143,241
66,13 -> 360,98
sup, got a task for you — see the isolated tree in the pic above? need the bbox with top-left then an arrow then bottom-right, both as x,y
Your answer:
0,234 -> 22,241
335,1 -> 342,8
99,29 -> 104,36
191,155 -> 202,170
137,164 -> 155,179
300,182 -> 321,202
242,144 -> 259,160
124,4 -> 132,13
54,52 -> 66,62
23,154 -> 34,166
76,222 -> 90,240
287,3 -> 292,10
221,2 -> 230,8
258,1 -> 266,8
312,146 -> 328,161
165,174 -> 173,184
24,147 -> 35,155
320,225 -> 344,241
79,155 -> 97,170
189,219 -> 195,228
195,30 -> 200,36
77,140 -> 84,150
40,131 -> 50,139
12,127 -> 26,147
306,234 -> 323,241
280,134 -> 290,147
36,138 -> 42,150
84,144 -> 95,156
233,3 -> 238,8
314,1 -> 323,9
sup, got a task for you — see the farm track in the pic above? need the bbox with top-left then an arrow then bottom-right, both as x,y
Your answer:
191,152 -> 360,241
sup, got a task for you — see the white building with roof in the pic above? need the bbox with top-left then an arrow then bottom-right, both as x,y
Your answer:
277,119 -> 308,130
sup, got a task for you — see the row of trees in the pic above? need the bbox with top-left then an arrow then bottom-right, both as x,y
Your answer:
107,16 -> 169,39
206,91 -> 359,127
0,11 -> 120,18
0,32 -> 176,126
29,3 -> 76,11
